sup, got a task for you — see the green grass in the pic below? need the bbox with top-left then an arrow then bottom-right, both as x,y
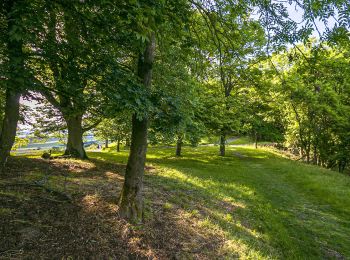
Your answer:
89,146 -> 350,259
227,136 -> 254,145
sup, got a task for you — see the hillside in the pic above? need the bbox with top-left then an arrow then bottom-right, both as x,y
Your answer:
1,146 -> 349,259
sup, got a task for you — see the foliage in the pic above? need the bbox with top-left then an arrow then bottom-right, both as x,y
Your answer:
12,136 -> 29,150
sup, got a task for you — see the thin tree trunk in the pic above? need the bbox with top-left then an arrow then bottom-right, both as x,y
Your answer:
255,131 -> 258,149
64,114 -> 87,159
105,139 -> 109,148
219,132 -> 225,156
313,145 -> 317,165
119,33 -> 155,222
176,135 -> 183,157
0,89 -> 21,173
306,146 -> 310,164
117,138 -> 120,152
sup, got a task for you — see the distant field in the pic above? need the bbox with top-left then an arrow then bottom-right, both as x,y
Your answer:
1,146 -> 349,259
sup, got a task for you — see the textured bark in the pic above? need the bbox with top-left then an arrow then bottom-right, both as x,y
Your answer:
176,135 -> 183,157
64,115 -> 87,159
118,115 -> 148,221
0,90 -> 21,173
0,0 -> 24,174
219,133 -> 225,156
119,33 -> 155,222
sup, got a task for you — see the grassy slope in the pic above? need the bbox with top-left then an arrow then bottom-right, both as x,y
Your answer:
90,146 -> 350,259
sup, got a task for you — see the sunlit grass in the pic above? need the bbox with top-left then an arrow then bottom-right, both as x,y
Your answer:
89,145 -> 350,259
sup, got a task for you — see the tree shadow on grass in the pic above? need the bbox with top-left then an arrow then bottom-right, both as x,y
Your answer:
145,148 -> 350,259
1,150 -> 349,259
0,155 -> 271,259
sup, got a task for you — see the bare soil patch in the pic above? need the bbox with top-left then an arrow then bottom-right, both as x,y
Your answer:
0,156 -> 224,259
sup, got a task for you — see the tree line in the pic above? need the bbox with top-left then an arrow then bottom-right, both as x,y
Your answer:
0,0 -> 349,221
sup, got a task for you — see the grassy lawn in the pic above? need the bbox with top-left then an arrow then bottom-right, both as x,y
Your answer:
1,146 -> 350,259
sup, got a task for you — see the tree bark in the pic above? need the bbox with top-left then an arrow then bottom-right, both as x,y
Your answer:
64,114 -> 87,159
118,33 -> 155,222
0,0 -> 24,174
219,133 -> 225,156
255,131 -> 258,149
125,137 -> 130,148
105,139 -> 109,149
117,138 -> 120,152
0,90 -> 21,173
313,145 -> 317,165
176,135 -> 183,157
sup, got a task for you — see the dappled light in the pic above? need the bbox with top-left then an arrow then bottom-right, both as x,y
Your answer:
1,145 -> 350,258
1,0 -> 350,258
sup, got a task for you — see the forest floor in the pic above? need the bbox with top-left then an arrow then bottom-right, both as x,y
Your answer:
1,146 -> 350,259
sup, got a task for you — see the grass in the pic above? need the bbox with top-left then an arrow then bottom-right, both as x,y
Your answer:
1,146 -> 350,259
227,136 -> 254,145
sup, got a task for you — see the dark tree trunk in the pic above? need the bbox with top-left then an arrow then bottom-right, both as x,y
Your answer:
0,89 -> 21,173
119,33 -> 155,222
176,135 -> 183,157
219,133 -> 225,156
125,137 -> 130,148
64,114 -> 87,159
0,0 -> 24,173
105,139 -> 109,148
313,145 -> 317,165
117,138 -> 120,152
118,115 -> 148,221
255,131 -> 258,149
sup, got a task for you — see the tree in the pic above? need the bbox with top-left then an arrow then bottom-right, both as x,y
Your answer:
118,33 -> 156,221
32,2 -> 111,159
94,114 -> 131,152
0,0 -> 26,173
189,4 -> 265,155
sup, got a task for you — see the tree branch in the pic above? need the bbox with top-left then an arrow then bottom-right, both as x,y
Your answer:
82,119 -> 102,133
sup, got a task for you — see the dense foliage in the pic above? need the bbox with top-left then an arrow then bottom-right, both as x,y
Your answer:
0,0 -> 349,221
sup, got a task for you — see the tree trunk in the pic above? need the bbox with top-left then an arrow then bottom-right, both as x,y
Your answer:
0,89 -> 21,173
255,131 -> 258,149
313,145 -> 317,165
176,135 -> 183,157
0,1 -> 24,173
119,33 -> 155,222
125,137 -> 130,147
306,144 -> 310,164
64,114 -> 87,159
105,139 -> 109,148
219,131 -> 226,156
117,138 -> 120,152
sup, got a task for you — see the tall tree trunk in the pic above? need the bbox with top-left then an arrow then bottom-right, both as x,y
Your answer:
0,0 -> 24,174
255,131 -> 258,149
313,145 -> 317,165
176,135 -> 183,157
0,90 -> 21,173
306,146 -> 310,164
117,138 -> 120,152
219,132 -> 225,156
105,139 -> 109,148
119,33 -> 156,222
64,114 -> 87,159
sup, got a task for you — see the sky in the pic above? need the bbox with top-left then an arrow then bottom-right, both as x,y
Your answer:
285,1 -> 337,37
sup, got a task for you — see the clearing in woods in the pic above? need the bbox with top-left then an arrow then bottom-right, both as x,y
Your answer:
1,146 -> 350,259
